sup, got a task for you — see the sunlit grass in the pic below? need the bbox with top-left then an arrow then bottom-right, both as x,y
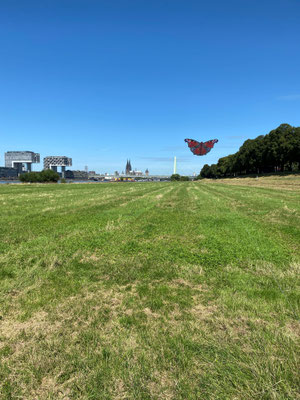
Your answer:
0,179 -> 299,399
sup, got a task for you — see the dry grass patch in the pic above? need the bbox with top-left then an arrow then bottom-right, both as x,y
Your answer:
229,261 -> 300,280
210,175 -> 300,191
190,302 -> 217,321
30,375 -> 72,400
111,379 -> 128,400
79,252 -> 103,263
285,321 -> 300,339
148,371 -> 176,399
169,278 -> 206,292
0,311 -> 59,343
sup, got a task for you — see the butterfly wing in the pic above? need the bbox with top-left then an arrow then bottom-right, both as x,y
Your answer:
184,138 -> 200,149
203,139 -> 218,149
185,138 -> 218,156
184,138 -> 202,155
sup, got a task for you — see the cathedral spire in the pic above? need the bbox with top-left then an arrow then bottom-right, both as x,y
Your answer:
125,159 -> 131,175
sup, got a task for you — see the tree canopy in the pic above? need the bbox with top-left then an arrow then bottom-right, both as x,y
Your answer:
199,124 -> 300,178
20,169 -> 60,183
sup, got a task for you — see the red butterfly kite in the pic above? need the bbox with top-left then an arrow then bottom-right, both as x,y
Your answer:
184,138 -> 218,156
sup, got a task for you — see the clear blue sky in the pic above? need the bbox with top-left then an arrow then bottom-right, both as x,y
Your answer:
1,0 -> 300,175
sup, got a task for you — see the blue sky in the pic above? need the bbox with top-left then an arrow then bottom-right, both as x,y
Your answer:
0,0 -> 300,175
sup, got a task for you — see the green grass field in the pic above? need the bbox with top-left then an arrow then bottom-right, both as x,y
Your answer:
0,178 -> 299,399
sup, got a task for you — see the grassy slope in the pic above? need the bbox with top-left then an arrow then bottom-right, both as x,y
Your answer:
0,179 -> 299,399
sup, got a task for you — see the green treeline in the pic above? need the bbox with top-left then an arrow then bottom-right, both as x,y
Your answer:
170,174 -> 190,181
20,169 -> 60,183
199,124 -> 300,178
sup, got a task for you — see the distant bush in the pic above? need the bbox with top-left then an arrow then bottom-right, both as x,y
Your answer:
170,174 -> 190,181
39,169 -> 60,182
170,174 -> 181,181
60,178 -> 67,183
19,172 -> 40,183
179,176 -> 190,181
20,169 -> 60,183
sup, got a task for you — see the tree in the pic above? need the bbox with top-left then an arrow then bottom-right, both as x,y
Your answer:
40,169 -> 60,182
19,172 -> 40,182
236,136 -> 265,174
263,124 -> 298,171
179,175 -> 189,181
217,154 -> 237,176
210,164 -> 219,178
200,164 -> 211,178
199,123 -> 300,178
170,174 -> 181,181
20,169 -> 60,183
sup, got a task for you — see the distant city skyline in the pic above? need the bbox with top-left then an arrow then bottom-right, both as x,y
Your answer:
1,1 -> 300,174
0,150 -> 152,176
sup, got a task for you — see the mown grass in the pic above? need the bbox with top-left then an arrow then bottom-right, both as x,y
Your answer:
0,178 -> 299,399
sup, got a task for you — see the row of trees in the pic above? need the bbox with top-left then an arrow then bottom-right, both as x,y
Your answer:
20,169 -> 60,183
170,174 -> 190,181
199,124 -> 300,178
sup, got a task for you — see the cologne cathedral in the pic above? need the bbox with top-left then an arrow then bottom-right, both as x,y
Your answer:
125,159 -> 132,175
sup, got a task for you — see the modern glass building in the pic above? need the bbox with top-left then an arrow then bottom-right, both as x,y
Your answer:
43,156 -> 72,178
5,151 -> 40,174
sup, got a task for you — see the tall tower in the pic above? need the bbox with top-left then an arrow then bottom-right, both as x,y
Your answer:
173,156 -> 177,174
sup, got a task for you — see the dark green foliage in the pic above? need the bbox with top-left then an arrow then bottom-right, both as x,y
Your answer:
199,164 -> 211,178
19,172 -> 41,183
170,174 -> 181,181
39,169 -> 60,182
200,164 -> 219,178
200,124 -> 300,178
179,175 -> 189,181
20,169 -> 60,183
